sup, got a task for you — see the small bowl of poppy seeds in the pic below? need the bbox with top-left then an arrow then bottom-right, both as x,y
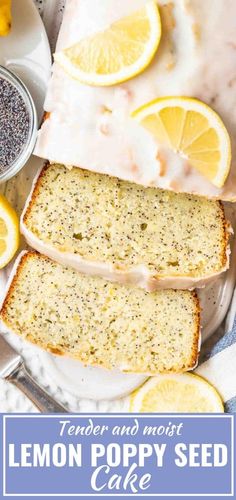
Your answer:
0,65 -> 37,182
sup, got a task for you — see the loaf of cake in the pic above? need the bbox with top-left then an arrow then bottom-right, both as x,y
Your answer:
0,252 -> 200,374
34,0 -> 236,200
21,163 -> 230,291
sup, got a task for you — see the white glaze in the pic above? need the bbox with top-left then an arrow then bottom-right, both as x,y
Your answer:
34,0 -> 236,200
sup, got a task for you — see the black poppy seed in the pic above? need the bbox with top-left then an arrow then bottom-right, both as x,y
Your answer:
0,77 -> 30,172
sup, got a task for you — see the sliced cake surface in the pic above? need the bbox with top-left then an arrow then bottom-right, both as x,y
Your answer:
1,252 -> 200,374
21,164 -> 229,291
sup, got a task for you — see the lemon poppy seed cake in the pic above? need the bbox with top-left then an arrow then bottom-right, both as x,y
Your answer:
21,163 -> 230,291
1,252 -> 200,374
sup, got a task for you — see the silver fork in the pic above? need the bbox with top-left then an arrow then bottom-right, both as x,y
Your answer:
0,334 -> 67,413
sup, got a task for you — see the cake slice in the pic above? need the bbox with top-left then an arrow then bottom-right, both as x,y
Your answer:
0,252 -> 200,374
21,163 -> 230,291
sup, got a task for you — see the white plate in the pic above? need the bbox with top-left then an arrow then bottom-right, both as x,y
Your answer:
0,0 -> 235,404
200,205 -> 236,342
39,352 -> 147,401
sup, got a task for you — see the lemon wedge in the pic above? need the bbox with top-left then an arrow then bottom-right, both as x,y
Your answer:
54,2 -> 161,86
129,373 -> 224,413
133,96 -> 231,188
0,195 -> 19,269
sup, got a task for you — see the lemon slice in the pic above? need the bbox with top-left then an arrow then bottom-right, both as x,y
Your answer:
54,2 -> 161,86
0,195 -> 19,269
129,373 -> 224,413
133,96 -> 231,187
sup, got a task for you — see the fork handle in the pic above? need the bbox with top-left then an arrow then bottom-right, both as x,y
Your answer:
7,363 -> 68,413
